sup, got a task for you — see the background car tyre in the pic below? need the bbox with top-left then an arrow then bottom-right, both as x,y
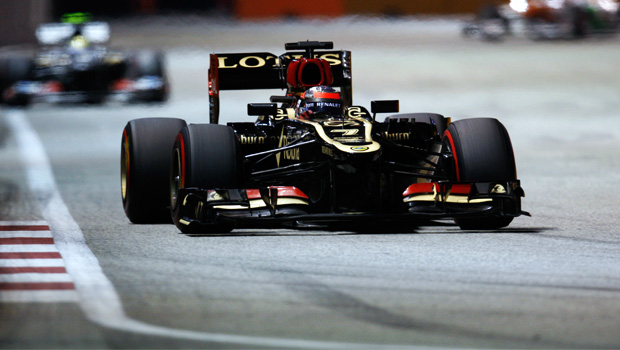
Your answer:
171,124 -> 242,234
442,118 -> 516,230
133,50 -> 165,76
131,50 -> 168,102
121,118 -> 187,223
0,56 -> 33,106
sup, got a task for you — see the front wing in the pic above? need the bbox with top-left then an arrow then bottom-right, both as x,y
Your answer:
5,75 -> 166,104
174,181 -> 528,230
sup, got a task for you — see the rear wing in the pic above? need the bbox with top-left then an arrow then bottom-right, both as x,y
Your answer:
208,49 -> 352,124
36,21 -> 110,45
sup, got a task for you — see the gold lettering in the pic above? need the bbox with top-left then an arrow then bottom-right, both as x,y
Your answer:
347,106 -> 365,118
220,55 -> 279,69
240,135 -> 266,145
319,53 -> 341,66
331,129 -> 359,136
322,146 -> 334,157
383,132 -> 410,141
324,120 -> 358,127
239,56 -> 266,68
218,57 -> 237,68
275,108 -> 287,121
278,134 -> 301,162
283,147 -> 300,161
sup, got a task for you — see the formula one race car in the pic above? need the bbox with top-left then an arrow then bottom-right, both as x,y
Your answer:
0,14 -> 168,106
121,41 -> 528,233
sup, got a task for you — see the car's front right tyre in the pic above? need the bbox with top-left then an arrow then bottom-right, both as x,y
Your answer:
171,124 -> 242,234
121,118 -> 187,223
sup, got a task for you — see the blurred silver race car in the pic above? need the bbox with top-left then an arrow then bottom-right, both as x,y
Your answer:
463,0 -> 619,41
0,15 -> 168,106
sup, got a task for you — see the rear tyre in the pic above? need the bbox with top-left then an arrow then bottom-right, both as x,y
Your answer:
171,124 -> 242,234
131,50 -> 168,102
442,118 -> 516,230
121,118 -> 187,223
133,51 -> 165,76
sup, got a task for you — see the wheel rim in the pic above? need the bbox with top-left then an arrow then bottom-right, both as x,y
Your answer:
121,130 -> 130,202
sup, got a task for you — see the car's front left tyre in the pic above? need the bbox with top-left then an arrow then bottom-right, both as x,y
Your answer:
442,118 -> 517,230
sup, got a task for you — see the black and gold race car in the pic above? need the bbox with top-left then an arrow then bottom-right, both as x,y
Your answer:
121,41 -> 528,233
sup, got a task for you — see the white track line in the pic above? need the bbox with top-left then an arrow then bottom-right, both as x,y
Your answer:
5,110 -> 422,350
0,245 -> 59,253
0,221 -> 48,226
0,231 -> 53,238
2,259 -> 66,267
1,290 -> 79,303
0,273 -> 73,283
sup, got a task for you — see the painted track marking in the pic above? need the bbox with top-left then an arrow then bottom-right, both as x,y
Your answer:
0,221 -> 78,302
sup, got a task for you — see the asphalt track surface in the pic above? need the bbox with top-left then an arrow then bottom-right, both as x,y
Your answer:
1,16 -> 620,349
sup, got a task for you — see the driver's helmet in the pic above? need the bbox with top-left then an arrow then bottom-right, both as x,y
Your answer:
296,86 -> 344,120
69,35 -> 89,51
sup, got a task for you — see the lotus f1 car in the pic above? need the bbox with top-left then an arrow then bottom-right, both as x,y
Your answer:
0,15 -> 168,106
121,41 -> 528,233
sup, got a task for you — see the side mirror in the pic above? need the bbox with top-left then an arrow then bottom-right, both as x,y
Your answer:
248,103 -> 277,116
270,96 -> 295,104
371,100 -> 399,114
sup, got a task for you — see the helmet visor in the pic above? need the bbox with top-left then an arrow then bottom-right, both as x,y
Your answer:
304,98 -> 343,118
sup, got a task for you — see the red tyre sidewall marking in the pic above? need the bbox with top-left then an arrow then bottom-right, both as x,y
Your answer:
443,130 -> 461,182
176,133 -> 186,188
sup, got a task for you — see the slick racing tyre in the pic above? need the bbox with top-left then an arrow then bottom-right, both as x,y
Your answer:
171,124 -> 242,234
134,51 -> 165,76
442,118 -> 516,230
121,118 -> 187,223
0,56 -> 33,106
131,50 -> 168,102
